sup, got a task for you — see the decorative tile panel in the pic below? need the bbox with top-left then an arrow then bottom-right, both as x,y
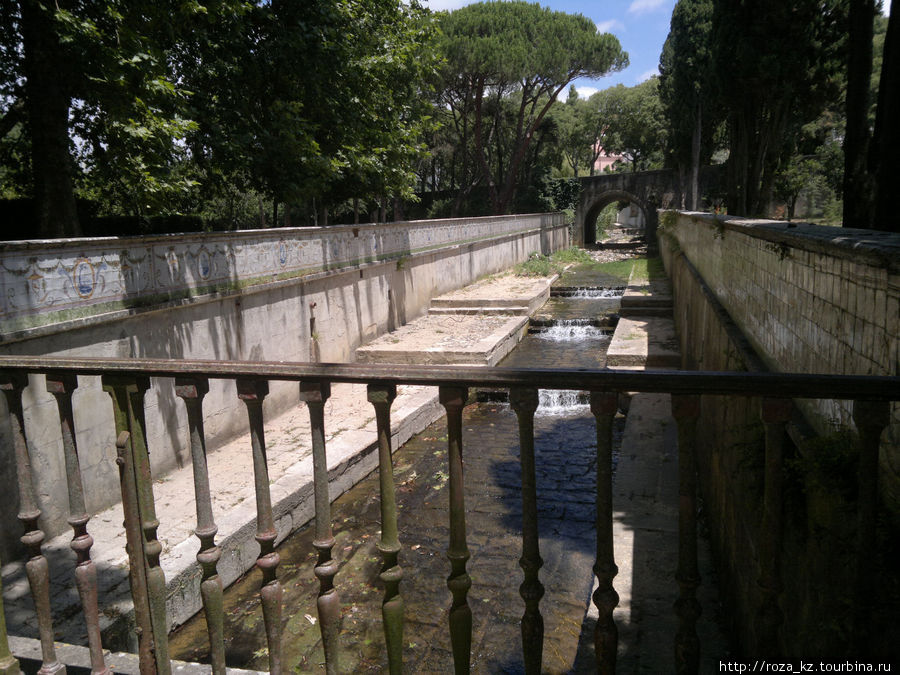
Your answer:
0,214 -> 564,337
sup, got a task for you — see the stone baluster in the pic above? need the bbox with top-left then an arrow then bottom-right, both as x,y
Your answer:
46,374 -> 109,675
236,379 -> 282,675
298,381 -> 340,675
755,397 -> 791,658
367,384 -> 403,674
589,391 -> 619,674
851,399 -> 889,643
509,387 -> 544,675
0,562 -> 21,675
174,378 -> 225,675
0,373 -> 65,675
439,386 -> 472,675
103,376 -> 170,675
672,394 -> 701,675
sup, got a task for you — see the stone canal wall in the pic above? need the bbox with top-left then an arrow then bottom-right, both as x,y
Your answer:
660,211 -> 899,658
0,213 -> 567,552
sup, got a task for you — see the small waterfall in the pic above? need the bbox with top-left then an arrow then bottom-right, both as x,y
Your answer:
534,320 -> 610,342
569,288 -> 624,299
537,389 -> 589,416
552,287 -> 624,299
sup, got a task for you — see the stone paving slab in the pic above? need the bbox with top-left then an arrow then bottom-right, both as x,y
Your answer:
355,314 -> 529,366
2,383 -> 445,648
429,272 -> 554,314
9,636 -> 264,674
606,265 -> 680,369
606,316 -> 681,369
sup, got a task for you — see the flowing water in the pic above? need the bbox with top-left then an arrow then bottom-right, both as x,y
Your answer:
168,285 -> 624,673
551,287 -> 624,299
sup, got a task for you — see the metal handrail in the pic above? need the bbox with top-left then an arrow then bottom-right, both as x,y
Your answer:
0,356 -> 896,674
0,355 -> 897,399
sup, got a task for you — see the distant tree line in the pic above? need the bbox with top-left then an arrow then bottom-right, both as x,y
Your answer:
2,0 -> 897,236
656,0 -> 897,230
1,0 -> 438,237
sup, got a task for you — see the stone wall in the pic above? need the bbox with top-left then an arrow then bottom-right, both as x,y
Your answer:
0,214 -> 567,554
660,212 -> 899,659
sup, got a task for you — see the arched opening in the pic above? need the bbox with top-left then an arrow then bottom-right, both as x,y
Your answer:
582,190 -> 648,246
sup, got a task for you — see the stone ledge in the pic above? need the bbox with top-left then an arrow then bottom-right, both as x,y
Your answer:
8,635 -> 264,674
356,315 -> 529,367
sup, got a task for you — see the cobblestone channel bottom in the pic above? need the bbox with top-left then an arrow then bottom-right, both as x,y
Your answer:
169,294 -> 622,672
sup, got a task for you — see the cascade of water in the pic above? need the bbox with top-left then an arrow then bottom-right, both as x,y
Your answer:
536,389 -> 589,416
568,288 -> 624,299
552,287 -> 624,299
534,321 -> 610,342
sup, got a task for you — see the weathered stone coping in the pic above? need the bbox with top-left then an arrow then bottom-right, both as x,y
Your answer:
8,635 -> 263,674
674,211 -> 900,272
0,213 -> 566,342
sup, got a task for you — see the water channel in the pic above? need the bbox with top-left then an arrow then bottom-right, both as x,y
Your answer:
168,269 -> 628,673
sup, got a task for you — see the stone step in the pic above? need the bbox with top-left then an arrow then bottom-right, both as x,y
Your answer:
429,275 -> 553,316
620,294 -> 672,308
606,316 -> 681,369
619,306 -> 673,318
428,305 -> 530,316
355,314 -> 529,367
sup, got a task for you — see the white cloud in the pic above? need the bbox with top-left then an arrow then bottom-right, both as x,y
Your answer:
637,68 -> 659,83
596,19 -> 625,34
575,86 -> 600,99
628,0 -> 667,14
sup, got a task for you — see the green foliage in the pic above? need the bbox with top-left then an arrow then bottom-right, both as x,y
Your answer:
630,256 -> 666,282
658,209 -> 678,231
658,0 -> 721,208
586,78 -> 667,172
774,155 -> 827,221
595,202 -> 618,241
185,0 -> 439,213
515,252 -> 557,277
514,247 -> 593,277
710,0 -> 848,216
552,88 -> 596,177
558,255 -> 666,285
817,197 -> 844,227
1,0 -> 439,234
551,247 -> 593,265
433,2 -> 627,213
539,177 -> 581,213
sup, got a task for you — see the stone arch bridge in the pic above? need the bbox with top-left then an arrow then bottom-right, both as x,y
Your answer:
574,166 -> 723,246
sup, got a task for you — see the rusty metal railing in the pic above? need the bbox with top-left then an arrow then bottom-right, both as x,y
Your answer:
0,356 -> 897,674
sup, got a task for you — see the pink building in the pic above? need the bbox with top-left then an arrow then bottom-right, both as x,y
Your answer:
593,144 -> 626,173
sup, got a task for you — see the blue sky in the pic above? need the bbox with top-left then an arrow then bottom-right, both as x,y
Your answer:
421,0 -> 678,97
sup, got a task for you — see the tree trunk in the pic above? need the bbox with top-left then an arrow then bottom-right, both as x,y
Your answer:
690,100 -> 702,211
472,79 -> 501,213
871,0 -> 899,232
20,0 -> 80,238
843,0 -> 877,229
